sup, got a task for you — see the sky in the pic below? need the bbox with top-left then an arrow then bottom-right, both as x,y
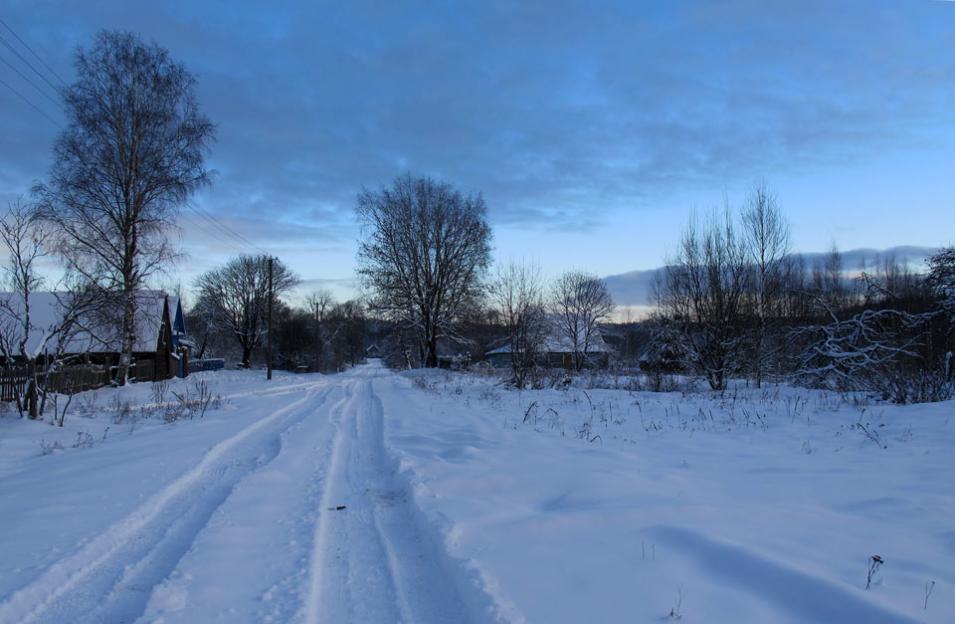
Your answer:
1,0 -> 954,304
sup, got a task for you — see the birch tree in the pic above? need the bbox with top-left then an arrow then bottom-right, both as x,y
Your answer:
0,200 -> 49,417
35,30 -> 214,385
741,183 -> 790,386
491,261 -> 547,387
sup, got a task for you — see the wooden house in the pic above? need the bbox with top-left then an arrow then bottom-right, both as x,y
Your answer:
0,291 -> 190,383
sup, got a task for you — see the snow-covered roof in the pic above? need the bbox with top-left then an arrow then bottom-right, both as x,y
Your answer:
0,291 -> 178,357
487,318 -> 612,356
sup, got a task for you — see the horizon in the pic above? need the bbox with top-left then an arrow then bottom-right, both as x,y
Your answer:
2,1 -> 954,304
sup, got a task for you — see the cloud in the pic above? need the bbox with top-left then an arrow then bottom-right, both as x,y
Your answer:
1,1 -> 953,289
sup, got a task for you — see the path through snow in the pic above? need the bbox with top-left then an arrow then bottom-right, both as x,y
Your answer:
0,364 -> 496,624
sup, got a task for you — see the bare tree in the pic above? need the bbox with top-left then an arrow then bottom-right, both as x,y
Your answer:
657,210 -> 749,391
491,261 -> 548,388
34,30 -> 214,385
740,183 -> 790,387
36,284 -> 101,422
306,290 -> 334,372
194,255 -> 297,368
0,203 -> 96,419
325,300 -> 367,370
0,200 -> 50,417
551,271 -> 614,371
811,244 -> 851,311
356,174 -> 492,368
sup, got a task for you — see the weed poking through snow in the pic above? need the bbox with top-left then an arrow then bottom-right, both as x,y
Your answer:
866,554 -> 884,590
924,580 -> 935,610
668,586 -> 683,620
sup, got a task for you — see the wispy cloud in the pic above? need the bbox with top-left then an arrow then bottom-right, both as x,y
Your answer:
1,1 -> 953,293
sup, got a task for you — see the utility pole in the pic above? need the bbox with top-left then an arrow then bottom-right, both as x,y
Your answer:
267,255 -> 273,381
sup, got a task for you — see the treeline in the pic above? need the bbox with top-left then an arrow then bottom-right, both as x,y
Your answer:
648,185 -> 954,403
186,254 -> 371,373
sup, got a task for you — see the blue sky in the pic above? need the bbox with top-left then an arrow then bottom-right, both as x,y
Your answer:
1,1 -> 953,302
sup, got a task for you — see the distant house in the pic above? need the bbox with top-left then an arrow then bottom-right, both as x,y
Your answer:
485,319 -> 612,370
436,336 -> 476,370
365,344 -> 381,358
0,291 -> 191,382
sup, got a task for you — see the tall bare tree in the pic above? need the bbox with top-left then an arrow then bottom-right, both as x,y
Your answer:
35,30 -> 214,384
194,255 -> 297,368
491,261 -> 548,387
551,270 -> 614,371
0,200 -> 49,417
657,210 -> 749,391
741,183 -> 790,387
356,174 -> 492,367
0,201 -> 95,419
306,290 -> 334,372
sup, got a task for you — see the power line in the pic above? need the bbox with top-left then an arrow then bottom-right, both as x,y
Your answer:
185,204 -> 271,257
182,209 -> 249,256
188,203 -> 272,256
0,50 -> 60,109
186,205 -> 255,250
0,75 -> 60,127
194,204 -> 265,251
0,17 -> 67,86
0,30 -> 62,94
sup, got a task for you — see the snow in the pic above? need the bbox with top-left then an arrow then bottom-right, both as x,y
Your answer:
0,363 -> 952,622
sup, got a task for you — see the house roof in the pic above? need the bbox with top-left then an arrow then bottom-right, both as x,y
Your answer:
486,318 -> 612,356
0,291 -> 179,357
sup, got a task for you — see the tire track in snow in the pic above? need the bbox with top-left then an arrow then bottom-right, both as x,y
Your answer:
0,382 -> 333,624
303,370 -> 496,624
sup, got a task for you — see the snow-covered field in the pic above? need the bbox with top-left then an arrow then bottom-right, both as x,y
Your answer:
0,362 -> 952,623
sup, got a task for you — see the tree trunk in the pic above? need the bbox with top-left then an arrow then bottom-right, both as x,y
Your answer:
117,290 -> 136,386
26,359 -> 38,419
426,334 -> 438,368
313,318 -> 322,372
241,346 -> 253,369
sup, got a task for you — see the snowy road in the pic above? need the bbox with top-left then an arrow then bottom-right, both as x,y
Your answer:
0,363 -> 494,624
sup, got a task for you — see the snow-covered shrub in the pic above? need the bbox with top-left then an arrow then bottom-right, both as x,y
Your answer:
793,302 -> 952,404
151,379 -> 170,405
165,379 -> 220,422
110,397 -> 134,424
39,439 -> 64,455
71,431 -> 95,449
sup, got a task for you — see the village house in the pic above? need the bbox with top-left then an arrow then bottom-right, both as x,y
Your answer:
0,291 -> 191,385
485,319 -> 613,370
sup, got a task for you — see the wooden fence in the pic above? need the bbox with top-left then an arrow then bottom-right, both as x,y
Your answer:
0,366 -> 28,402
0,364 -> 110,402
